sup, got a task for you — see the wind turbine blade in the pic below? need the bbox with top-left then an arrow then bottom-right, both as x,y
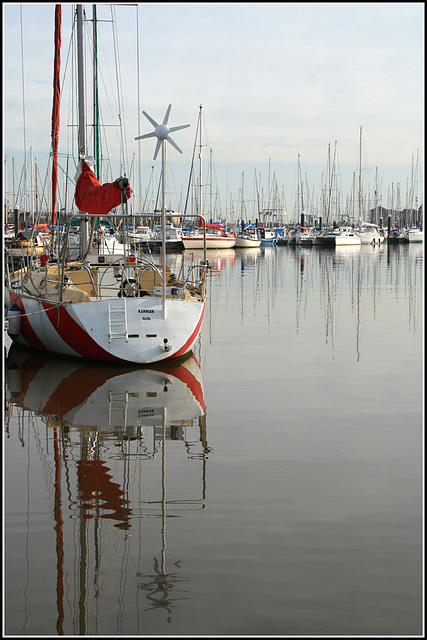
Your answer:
162,104 -> 172,126
153,138 -> 162,161
143,111 -> 159,128
168,124 -> 191,134
135,131 -> 157,141
167,136 -> 183,155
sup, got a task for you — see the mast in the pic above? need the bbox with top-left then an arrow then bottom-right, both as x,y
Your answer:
30,147 -> 34,225
198,105 -> 202,220
4,156 -> 7,222
92,5 -> 100,180
51,4 -> 61,226
76,4 -> 89,257
358,126 -> 362,224
209,147 -> 213,220
159,135 -> 167,316
77,6 -> 86,160
241,171 -> 245,225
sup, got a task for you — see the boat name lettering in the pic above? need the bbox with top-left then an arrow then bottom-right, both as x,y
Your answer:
138,309 -> 154,313
138,408 -> 155,417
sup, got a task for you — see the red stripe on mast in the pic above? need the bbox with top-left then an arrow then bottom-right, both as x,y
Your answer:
51,5 -> 61,226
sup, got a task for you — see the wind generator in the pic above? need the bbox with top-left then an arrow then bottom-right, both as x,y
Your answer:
135,105 -> 190,315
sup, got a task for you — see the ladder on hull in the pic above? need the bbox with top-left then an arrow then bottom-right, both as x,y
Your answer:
108,390 -> 129,427
108,298 -> 128,342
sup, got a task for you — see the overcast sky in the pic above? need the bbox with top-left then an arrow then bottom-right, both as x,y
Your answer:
3,2 -> 424,218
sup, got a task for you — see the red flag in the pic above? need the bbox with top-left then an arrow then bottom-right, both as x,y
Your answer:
75,161 -> 132,215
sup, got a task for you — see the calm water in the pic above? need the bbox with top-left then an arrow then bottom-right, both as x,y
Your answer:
3,242 -> 423,636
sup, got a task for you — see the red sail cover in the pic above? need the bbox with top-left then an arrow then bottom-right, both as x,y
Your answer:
75,161 -> 132,215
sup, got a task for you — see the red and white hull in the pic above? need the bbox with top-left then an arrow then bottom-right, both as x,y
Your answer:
6,289 -> 205,364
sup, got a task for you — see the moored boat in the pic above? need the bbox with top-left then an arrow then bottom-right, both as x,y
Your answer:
182,223 -> 236,250
387,226 -> 402,244
4,7 -> 207,366
313,227 -> 361,247
357,223 -> 385,245
258,227 -> 277,245
334,227 -> 361,246
406,228 -> 423,243
234,229 -> 261,248
295,227 -> 315,246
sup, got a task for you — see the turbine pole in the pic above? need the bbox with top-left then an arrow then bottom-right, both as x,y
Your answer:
161,138 -> 166,316
135,105 -> 190,319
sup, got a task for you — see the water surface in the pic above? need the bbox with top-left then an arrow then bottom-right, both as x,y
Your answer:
3,242 -> 423,636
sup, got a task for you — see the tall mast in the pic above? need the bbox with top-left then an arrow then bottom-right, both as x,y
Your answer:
209,148 -> 213,220
51,4 -> 61,226
93,5 -> 100,180
198,105 -> 202,220
77,5 -> 86,160
76,5 -> 89,257
358,126 -> 362,223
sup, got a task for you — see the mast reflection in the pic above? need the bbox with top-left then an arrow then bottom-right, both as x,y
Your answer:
5,344 -> 209,633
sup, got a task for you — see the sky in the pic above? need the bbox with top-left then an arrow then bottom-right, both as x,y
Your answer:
2,2 -> 424,221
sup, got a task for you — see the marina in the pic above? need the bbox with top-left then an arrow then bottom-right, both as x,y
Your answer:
3,241 -> 423,636
3,3 -> 423,636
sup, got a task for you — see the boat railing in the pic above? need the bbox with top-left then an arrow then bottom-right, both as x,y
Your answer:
184,263 -> 208,299
97,256 -> 165,298
27,211 -> 209,302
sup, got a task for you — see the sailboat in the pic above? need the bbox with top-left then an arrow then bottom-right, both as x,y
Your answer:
181,105 -> 236,250
354,130 -> 385,245
182,222 -> 236,249
357,221 -> 385,244
4,5 -> 207,365
235,224 -> 262,248
294,154 -> 314,246
234,174 -> 261,248
406,228 -> 423,243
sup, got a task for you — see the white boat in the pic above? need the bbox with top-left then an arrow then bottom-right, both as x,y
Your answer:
235,232 -> 261,248
5,234 -> 207,365
125,225 -> 154,244
4,7 -> 207,366
357,222 -> 385,245
182,224 -> 236,249
334,227 -> 361,246
313,227 -> 361,247
406,228 -> 423,243
258,228 -> 277,245
182,106 -> 235,251
235,224 -> 261,248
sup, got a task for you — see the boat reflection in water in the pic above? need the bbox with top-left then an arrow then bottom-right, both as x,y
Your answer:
5,345 -> 209,634
183,248 -> 236,278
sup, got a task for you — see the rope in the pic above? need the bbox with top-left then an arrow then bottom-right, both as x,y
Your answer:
5,301 -> 65,320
